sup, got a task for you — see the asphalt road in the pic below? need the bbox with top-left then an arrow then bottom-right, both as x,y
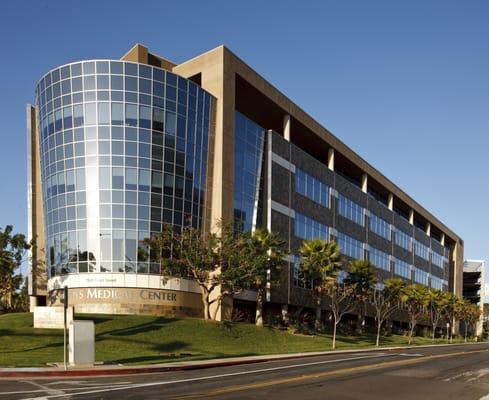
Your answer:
2,343 -> 489,400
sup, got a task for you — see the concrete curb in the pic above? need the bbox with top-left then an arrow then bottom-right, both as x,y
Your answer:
1,341 -> 486,379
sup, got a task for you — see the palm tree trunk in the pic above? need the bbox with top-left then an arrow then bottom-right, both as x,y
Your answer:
255,288 -> 264,326
315,306 -> 322,330
432,324 -> 436,343
465,323 -> 468,343
408,321 -> 415,345
314,296 -> 322,330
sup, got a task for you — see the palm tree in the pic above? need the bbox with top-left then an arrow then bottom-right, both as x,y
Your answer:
246,229 -> 287,326
299,239 -> 342,330
344,259 -> 377,333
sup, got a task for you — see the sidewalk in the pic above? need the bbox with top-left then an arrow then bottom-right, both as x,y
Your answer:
0,341 -> 484,379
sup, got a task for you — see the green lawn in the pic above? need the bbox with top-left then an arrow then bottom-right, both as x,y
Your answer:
0,313 -> 466,367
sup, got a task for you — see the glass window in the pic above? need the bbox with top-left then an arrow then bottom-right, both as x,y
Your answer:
369,213 -> 391,240
165,111 -> 176,135
110,61 -> 123,74
394,259 -> 412,279
295,168 -> 329,207
66,170 -> 75,192
414,240 -> 429,260
431,276 -> 443,290
337,232 -> 364,260
369,247 -> 390,271
338,194 -> 365,226
97,102 -> 110,125
111,103 -> 123,125
152,171 -> 163,193
71,63 -> 82,77
126,168 -> 138,190
112,167 -> 124,190
85,103 -> 96,125
414,267 -> 429,286
125,76 -> 138,92
125,104 -> 137,127
395,229 -> 412,251
111,74 -> 123,90
83,75 -> 95,90
432,251 -> 444,268
139,106 -> 151,129
294,212 -> 329,241
72,77 -> 82,92
153,108 -> 164,131
97,75 -> 109,90
139,170 -> 150,191
62,106 -> 72,129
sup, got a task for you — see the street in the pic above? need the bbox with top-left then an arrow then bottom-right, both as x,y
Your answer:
2,343 -> 489,399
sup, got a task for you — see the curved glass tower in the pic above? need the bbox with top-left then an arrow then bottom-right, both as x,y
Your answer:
35,60 -> 213,281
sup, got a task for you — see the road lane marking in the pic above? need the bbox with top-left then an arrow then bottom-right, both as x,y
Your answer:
46,380 -> 132,386
22,349 -> 489,400
179,348 -> 489,399
0,382 -> 135,396
20,353 -> 399,399
24,381 -> 64,397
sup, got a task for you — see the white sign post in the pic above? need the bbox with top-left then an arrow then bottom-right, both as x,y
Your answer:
63,286 -> 68,371
69,320 -> 95,366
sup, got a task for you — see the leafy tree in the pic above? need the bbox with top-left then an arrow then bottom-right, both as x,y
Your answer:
145,225 -> 219,320
299,239 -> 342,330
344,259 -> 377,333
0,225 -> 30,312
466,303 -> 482,341
241,229 -> 287,326
325,279 -> 357,349
371,278 -> 406,347
428,289 -> 450,343
443,292 -> 459,343
456,299 -> 481,342
400,284 -> 430,345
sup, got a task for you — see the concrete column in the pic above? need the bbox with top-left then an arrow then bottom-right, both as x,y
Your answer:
409,210 -> 414,225
388,194 -> 394,211
441,233 -> 445,246
361,174 -> 368,193
283,114 -> 291,142
426,222 -> 431,237
327,148 -> 335,171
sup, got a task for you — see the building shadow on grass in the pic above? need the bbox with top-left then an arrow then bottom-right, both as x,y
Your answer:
97,318 -> 177,337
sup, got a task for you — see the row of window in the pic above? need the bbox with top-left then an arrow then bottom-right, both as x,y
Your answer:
291,250 -> 446,290
36,61 -> 195,112
41,102 -> 204,140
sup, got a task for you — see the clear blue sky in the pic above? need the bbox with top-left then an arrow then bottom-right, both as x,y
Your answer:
1,1 -> 488,281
